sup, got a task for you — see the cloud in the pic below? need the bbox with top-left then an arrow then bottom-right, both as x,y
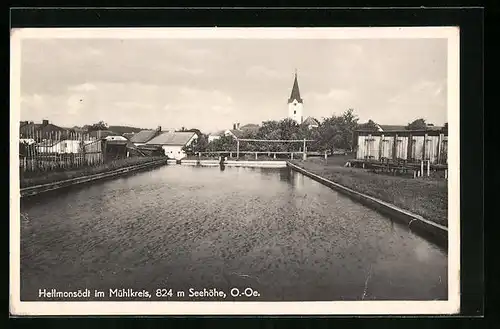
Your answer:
66,94 -> 84,115
175,67 -> 205,75
305,89 -> 354,102
113,101 -> 155,110
388,80 -> 446,105
68,83 -> 97,92
245,65 -> 281,79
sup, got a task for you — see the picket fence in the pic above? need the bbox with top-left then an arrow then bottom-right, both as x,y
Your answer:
19,130 -> 104,173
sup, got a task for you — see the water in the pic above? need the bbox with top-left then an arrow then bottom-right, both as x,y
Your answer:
20,165 -> 447,301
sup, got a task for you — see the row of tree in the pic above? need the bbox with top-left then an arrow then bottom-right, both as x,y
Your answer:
185,109 -> 359,154
185,109 -> 447,155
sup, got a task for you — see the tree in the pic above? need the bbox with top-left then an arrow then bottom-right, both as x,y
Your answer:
315,109 -> 359,152
86,121 -> 108,132
407,118 -> 427,130
206,135 -> 237,152
183,133 -> 209,154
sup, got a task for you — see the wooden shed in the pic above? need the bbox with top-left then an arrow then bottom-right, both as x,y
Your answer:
353,125 -> 448,165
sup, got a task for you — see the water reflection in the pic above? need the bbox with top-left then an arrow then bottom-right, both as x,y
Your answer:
20,165 -> 448,301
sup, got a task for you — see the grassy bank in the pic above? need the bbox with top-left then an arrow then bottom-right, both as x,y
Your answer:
20,156 -> 166,188
291,156 -> 448,227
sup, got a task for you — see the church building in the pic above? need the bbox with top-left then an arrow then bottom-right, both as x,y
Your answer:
287,70 -> 304,124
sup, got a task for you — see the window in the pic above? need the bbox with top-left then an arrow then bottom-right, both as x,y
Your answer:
294,110 -> 296,114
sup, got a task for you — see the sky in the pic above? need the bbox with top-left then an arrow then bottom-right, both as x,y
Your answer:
19,37 -> 448,133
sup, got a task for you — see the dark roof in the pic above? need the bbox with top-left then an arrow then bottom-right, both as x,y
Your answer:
355,122 -> 445,133
227,129 -> 244,138
302,117 -> 320,126
19,122 -> 67,137
129,130 -> 159,143
288,72 -> 303,103
146,132 -> 197,146
378,125 -> 407,131
122,133 -> 135,140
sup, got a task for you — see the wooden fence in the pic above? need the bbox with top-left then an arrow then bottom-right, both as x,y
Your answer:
19,130 -> 104,173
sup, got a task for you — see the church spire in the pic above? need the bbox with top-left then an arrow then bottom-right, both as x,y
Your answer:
288,69 -> 303,104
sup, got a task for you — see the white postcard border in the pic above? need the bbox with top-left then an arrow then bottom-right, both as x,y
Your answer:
10,26 -> 460,316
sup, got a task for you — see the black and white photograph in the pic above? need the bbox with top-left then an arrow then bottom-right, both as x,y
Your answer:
10,27 -> 460,315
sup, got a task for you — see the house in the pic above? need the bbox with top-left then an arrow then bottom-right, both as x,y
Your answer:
145,131 -> 198,160
224,129 -> 244,139
353,123 -> 448,164
129,127 -> 162,146
208,130 -> 224,143
19,120 -> 67,138
103,135 -> 129,159
302,117 -> 320,129
36,139 -> 82,154
224,123 -> 246,139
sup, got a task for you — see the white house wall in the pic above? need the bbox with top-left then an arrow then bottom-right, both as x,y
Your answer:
162,146 -> 185,160
208,135 -> 221,143
37,140 -> 82,154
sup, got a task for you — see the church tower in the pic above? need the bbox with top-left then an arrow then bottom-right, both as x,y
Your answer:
287,70 -> 304,124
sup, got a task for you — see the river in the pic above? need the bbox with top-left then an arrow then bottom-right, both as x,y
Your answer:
20,164 -> 447,301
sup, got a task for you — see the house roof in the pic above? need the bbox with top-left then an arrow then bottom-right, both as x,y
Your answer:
122,133 -> 135,140
19,123 -> 67,136
378,124 -> 407,131
226,129 -> 244,138
146,131 -> 196,146
129,130 -> 158,143
355,122 -> 446,133
302,117 -> 320,126
288,71 -> 303,103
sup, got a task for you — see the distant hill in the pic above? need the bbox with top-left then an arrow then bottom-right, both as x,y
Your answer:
108,125 -> 145,135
